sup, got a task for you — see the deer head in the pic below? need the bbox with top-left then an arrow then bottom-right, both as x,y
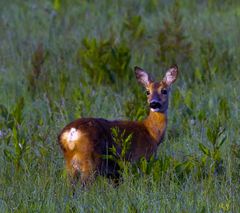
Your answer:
135,65 -> 178,113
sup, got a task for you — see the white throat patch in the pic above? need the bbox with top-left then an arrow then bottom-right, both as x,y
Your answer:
150,108 -> 160,112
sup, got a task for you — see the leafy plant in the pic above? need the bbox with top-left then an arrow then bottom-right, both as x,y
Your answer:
1,97 -> 27,170
132,154 -> 179,182
231,143 -> 240,179
0,104 -> 14,129
198,121 -> 226,177
198,39 -> 234,82
77,37 -> 132,86
27,43 -> 48,97
0,97 -> 24,129
59,71 -> 69,97
102,127 -> 132,174
121,15 -> 146,45
4,126 -> 27,170
174,156 -> 195,180
155,2 -> 192,66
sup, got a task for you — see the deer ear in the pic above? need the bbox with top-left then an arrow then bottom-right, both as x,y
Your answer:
163,65 -> 178,86
135,66 -> 152,87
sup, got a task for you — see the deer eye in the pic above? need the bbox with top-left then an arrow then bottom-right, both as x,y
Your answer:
161,89 -> 167,95
146,90 -> 150,95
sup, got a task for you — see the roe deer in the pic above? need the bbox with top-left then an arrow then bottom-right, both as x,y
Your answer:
58,65 -> 178,186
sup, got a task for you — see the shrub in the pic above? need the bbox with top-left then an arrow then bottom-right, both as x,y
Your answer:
155,2 -> 192,67
77,37 -> 132,86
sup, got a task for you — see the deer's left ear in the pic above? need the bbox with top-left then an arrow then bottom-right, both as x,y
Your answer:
163,65 -> 178,86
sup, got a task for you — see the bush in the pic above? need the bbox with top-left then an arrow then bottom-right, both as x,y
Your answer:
77,37 -> 132,86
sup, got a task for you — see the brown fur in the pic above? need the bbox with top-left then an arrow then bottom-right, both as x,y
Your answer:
58,65 -> 178,186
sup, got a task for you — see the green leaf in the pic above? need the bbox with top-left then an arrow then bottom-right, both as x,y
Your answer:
0,104 -> 14,129
184,91 -> 194,110
12,97 -> 24,125
109,146 -> 117,156
139,157 -> 147,174
0,104 -> 9,119
219,97 -> 230,118
175,162 -> 185,174
53,0 -> 61,12
60,72 -> 69,96
207,126 -> 217,145
216,135 -> 227,149
197,109 -> 206,121
172,87 -> 181,109
101,155 -> 115,161
12,127 -> 21,156
4,149 -> 14,161
194,68 -> 202,81
199,143 -> 211,156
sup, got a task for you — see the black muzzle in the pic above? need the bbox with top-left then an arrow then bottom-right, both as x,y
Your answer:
150,101 -> 162,109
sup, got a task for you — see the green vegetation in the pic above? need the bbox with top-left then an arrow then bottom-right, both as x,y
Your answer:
0,0 -> 240,212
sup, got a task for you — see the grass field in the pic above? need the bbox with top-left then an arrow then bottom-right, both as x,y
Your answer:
0,0 -> 240,212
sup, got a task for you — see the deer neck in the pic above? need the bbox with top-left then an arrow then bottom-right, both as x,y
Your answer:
143,110 -> 167,144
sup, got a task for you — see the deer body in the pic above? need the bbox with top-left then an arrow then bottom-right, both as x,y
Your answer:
58,65 -> 178,185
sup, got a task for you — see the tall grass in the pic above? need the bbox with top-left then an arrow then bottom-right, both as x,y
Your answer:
0,0 -> 240,212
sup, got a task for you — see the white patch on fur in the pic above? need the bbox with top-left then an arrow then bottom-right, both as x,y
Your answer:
62,128 -> 81,150
68,128 -> 79,142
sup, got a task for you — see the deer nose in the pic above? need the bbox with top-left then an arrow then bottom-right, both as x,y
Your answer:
150,101 -> 162,109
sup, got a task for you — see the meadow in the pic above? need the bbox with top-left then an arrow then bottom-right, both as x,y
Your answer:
0,0 -> 240,212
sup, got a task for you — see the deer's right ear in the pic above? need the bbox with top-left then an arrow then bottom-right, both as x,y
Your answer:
135,66 -> 152,87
